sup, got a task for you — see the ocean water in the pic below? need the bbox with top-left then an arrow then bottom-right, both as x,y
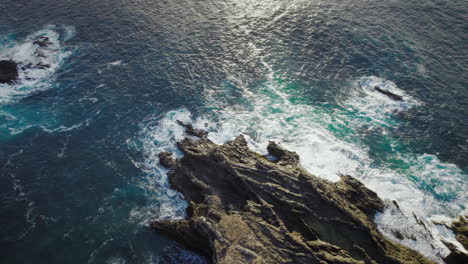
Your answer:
0,1 -> 467,263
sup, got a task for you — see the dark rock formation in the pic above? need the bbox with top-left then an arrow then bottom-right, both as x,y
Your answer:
374,86 -> 403,101
151,126 -> 434,263
0,60 -> 18,84
176,120 -> 208,138
158,152 -> 177,169
443,242 -> 468,264
450,216 -> 468,248
33,36 -> 52,47
443,216 -> 468,264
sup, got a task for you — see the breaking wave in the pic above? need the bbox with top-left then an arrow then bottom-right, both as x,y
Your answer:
0,25 -> 76,104
129,110 -> 193,223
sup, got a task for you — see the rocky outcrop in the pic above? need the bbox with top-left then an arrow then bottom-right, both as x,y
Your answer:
176,120 -> 209,138
374,86 -> 403,101
33,36 -> 52,47
0,36 -> 56,85
443,216 -> 468,264
450,216 -> 468,248
151,126 -> 434,264
0,60 -> 18,84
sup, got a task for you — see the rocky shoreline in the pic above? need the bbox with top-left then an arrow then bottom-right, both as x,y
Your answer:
151,123 -> 466,264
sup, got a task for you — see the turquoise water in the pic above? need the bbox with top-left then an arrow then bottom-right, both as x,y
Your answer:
0,0 -> 467,263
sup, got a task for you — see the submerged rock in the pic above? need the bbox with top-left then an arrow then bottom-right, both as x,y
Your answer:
33,36 -> 52,47
374,86 -> 403,101
151,125 -> 434,263
0,60 -> 18,84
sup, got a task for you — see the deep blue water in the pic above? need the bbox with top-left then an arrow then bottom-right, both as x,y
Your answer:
0,1 -> 467,263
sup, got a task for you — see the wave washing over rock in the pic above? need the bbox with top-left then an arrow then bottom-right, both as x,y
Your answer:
0,25 -> 75,104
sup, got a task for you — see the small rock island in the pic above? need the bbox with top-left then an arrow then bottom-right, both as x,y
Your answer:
0,60 -> 18,84
0,36 -> 55,85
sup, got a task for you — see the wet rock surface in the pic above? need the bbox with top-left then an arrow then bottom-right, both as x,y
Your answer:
443,216 -> 468,264
151,126 -> 436,264
33,36 -> 52,47
176,120 -> 209,138
0,60 -> 18,84
374,86 -> 403,101
158,152 -> 177,169
450,216 -> 468,248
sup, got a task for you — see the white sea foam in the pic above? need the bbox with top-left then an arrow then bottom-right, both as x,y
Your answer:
5,118 -> 89,136
197,83 -> 367,182
2,149 -> 38,241
105,256 -> 127,264
108,60 -> 123,67
0,25 -> 75,104
140,74 -> 466,262
340,76 -> 421,130
376,201 -> 466,262
39,120 -> 89,134
129,110 -> 193,224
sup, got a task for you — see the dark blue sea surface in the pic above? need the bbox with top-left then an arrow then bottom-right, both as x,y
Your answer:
0,0 -> 467,263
